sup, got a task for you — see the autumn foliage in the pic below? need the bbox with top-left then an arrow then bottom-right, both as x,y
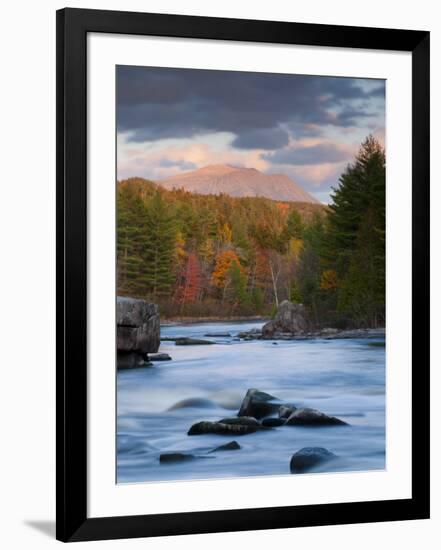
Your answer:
117,136 -> 385,326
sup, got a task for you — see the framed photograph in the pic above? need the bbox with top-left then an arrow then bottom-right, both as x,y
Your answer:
56,8 -> 430,542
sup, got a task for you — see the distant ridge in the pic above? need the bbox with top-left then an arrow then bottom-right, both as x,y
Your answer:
155,164 -> 319,204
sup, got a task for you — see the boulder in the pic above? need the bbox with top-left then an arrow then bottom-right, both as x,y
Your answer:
117,352 -> 152,370
188,421 -> 262,436
148,352 -> 172,361
210,441 -> 241,452
290,447 -> 337,473
175,337 -> 215,346
285,408 -> 347,426
159,453 -> 196,464
238,388 -> 281,419
261,300 -> 309,338
117,297 -> 160,368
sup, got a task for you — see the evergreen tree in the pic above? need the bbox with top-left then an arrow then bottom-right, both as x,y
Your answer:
228,260 -> 250,306
117,191 -> 146,296
139,192 -> 177,299
286,210 -> 304,239
327,135 -> 385,325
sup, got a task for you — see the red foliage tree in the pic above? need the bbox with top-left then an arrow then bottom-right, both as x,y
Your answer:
179,252 -> 202,304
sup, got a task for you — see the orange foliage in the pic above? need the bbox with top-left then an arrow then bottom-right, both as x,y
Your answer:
211,250 -> 242,289
320,269 -> 338,290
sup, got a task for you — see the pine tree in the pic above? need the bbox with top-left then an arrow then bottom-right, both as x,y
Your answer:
326,135 -> 385,325
117,191 -> 146,296
139,192 -> 177,300
228,260 -> 250,306
286,210 -> 304,239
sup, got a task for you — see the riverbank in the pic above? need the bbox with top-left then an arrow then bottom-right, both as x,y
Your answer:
161,315 -> 270,325
238,326 -> 386,341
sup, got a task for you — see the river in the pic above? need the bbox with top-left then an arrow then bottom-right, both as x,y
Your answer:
117,320 -> 385,483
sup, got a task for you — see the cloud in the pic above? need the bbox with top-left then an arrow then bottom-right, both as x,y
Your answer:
262,142 -> 352,165
232,127 -> 290,150
158,158 -> 197,171
117,133 -> 268,181
117,66 -> 385,148
116,66 -> 385,202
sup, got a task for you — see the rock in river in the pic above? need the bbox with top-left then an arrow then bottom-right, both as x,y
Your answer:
238,388 -> 282,419
285,408 -> 347,426
117,296 -> 160,368
160,453 -> 197,464
188,420 -> 262,436
204,332 -> 231,337
117,353 -> 153,369
148,352 -> 172,361
290,447 -> 337,473
210,441 -> 241,452
175,337 -> 215,346
261,300 -> 309,338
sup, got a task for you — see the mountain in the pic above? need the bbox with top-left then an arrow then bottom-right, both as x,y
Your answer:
155,164 -> 320,204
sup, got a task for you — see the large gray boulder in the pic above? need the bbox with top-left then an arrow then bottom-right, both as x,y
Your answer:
238,389 -> 281,419
290,447 -> 337,473
261,300 -> 309,338
117,296 -> 160,368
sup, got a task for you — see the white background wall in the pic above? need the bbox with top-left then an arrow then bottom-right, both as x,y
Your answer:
0,1 -> 438,548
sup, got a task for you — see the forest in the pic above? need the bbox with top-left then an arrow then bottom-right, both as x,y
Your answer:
117,136 -> 385,327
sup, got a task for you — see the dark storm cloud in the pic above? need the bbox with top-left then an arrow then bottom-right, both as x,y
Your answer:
232,127 -> 290,150
262,143 -> 351,165
116,66 -> 384,147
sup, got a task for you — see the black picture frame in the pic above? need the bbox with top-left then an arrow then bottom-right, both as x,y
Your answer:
56,7 -> 430,543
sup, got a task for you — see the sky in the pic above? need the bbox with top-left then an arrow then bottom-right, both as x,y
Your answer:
117,66 -> 385,204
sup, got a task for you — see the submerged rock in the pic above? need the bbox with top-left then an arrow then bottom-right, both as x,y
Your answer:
238,328 -> 261,340
204,332 -> 231,337
261,300 -> 309,338
148,352 -> 172,361
238,388 -> 281,419
168,397 -> 217,411
159,453 -> 196,464
290,447 -> 337,473
210,441 -> 241,452
285,408 -> 347,426
175,337 -> 215,346
188,420 -> 262,436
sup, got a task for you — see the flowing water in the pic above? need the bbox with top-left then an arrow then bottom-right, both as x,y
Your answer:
117,321 -> 385,483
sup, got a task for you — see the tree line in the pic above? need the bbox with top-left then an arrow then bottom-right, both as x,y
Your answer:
117,136 -> 385,327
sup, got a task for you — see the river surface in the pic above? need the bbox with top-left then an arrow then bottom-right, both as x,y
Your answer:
117,321 -> 385,483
